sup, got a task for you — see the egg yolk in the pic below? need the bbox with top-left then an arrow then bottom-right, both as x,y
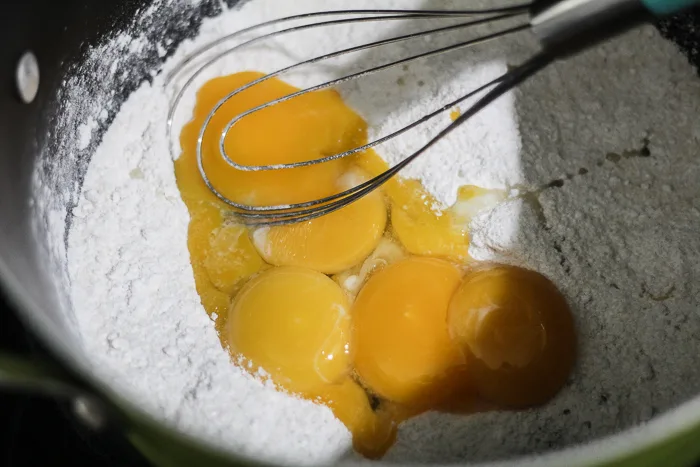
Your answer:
390,185 -> 507,261
390,181 -> 471,261
205,222 -> 267,296
179,72 -> 361,207
252,169 -> 387,274
354,153 -> 470,259
229,267 -> 352,392
175,70 -> 578,460
316,378 -> 398,459
184,204 -> 258,329
447,265 -> 576,408
353,257 -> 466,408
333,236 -> 407,298
175,72 -> 387,327
229,267 -> 398,459
354,152 -> 505,261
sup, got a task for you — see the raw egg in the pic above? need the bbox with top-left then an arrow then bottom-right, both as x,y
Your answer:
354,152 -> 505,261
184,204 -> 258,326
229,267 -> 351,393
174,72 -> 386,326
205,221 -> 266,296
390,183 -> 471,261
352,257 -> 466,408
179,72 -> 360,207
447,265 -> 576,408
315,378 -> 398,459
175,70 -> 578,459
252,169 -> 387,274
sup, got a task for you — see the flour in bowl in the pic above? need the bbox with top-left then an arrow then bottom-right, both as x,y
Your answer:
57,0 -> 700,465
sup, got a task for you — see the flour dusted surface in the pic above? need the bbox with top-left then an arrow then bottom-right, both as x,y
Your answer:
388,24 -> 700,463
68,68 -> 351,467
63,0 -> 700,465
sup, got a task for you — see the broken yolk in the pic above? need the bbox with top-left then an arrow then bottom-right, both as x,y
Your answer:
315,378 -> 398,459
205,222 -> 267,296
175,70 -> 578,460
182,203 -> 259,330
390,180 -> 471,261
353,257 -> 467,408
447,265 -> 576,408
354,152 -> 505,261
229,267 -> 352,393
390,185 -> 507,261
252,169 -> 387,274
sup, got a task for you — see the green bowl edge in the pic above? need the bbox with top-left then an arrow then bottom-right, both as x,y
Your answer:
124,403 -> 700,467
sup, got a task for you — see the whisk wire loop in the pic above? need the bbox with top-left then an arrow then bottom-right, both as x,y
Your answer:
237,50 -> 552,227
166,6 -> 531,152
213,18 -> 529,172
164,1 -> 700,226
165,1 -> 532,86
167,6 -> 540,227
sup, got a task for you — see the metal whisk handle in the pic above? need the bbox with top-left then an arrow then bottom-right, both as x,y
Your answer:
531,0 -> 699,55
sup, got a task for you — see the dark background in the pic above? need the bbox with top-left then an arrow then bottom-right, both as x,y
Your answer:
0,291 -> 150,467
0,7 -> 699,467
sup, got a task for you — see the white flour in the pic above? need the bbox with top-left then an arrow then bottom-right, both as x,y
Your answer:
51,0 -> 700,465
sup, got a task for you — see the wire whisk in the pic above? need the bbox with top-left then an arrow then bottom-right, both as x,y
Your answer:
167,0 -> 698,226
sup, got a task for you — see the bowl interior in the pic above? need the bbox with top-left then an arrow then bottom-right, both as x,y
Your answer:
6,0 -> 700,465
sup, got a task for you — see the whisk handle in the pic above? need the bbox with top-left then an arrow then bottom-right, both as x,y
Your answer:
531,0 -> 699,56
642,0 -> 699,14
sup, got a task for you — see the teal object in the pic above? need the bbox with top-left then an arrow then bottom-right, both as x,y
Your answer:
642,0 -> 700,15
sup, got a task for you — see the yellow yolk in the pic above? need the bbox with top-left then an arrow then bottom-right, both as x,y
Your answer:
390,190 -> 470,260
355,152 -> 471,260
450,108 -> 461,121
175,72 -> 386,326
447,265 -> 576,408
229,267 -> 351,393
353,257 -> 466,408
316,378 -> 398,459
333,236 -> 407,298
228,267 -> 399,459
389,184 -> 508,261
184,204 -> 253,329
252,169 -> 387,274
175,70 -> 578,460
354,152 -> 505,261
179,72 -> 361,207
205,222 -> 267,296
